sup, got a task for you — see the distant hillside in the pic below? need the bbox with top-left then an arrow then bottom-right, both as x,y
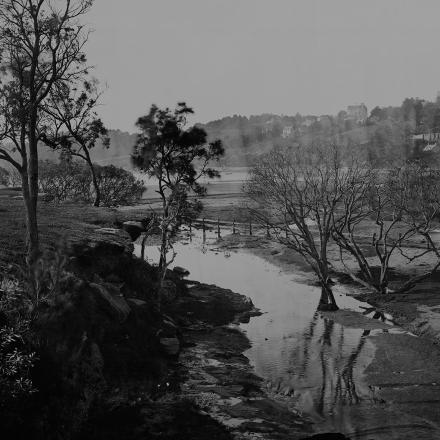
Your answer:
199,95 -> 440,166
36,94 -> 440,168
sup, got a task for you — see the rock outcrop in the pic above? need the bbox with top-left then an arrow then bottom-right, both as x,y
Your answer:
10,228 -> 167,440
121,221 -> 144,241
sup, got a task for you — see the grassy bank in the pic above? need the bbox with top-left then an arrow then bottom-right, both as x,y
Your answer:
0,192 -> 152,268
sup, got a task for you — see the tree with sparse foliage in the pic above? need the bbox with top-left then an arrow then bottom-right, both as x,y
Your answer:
0,0 -> 93,287
132,102 -> 224,305
40,78 -> 110,206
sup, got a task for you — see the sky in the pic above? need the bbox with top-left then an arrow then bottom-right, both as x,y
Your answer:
85,0 -> 440,132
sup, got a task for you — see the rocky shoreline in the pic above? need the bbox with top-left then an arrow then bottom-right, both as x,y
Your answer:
2,223 -> 327,440
167,281 -> 316,440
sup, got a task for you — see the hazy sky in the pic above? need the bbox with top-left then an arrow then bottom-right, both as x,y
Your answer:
86,0 -> 440,131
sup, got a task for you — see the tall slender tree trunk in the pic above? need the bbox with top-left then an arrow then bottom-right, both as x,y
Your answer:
20,114 -> 41,299
21,170 -> 39,263
159,227 -> 168,274
157,198 -> 170,311
21,165 -> 39,299
83,149 -> 101,207
27,119 -> 40,265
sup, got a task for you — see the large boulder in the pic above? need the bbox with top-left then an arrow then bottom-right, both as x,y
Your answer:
121,221 -> 144,241
68,228 -> 134,278
170,284 -> 260,326
173,266 -> 190,277
90,282 -> 131,323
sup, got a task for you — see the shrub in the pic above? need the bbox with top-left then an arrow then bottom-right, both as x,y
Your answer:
0,324 -> 36,403
6,168 -> 22,188
94,164 -> 145,207
39,160 -> 86,202
0,166 -> 9,186
38,160 -> 145,206
0,277 -> 37,409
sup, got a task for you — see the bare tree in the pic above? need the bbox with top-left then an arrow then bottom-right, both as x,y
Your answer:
332,162 -> 440,294
0,0 -> 93,279
246,145 -> 358,311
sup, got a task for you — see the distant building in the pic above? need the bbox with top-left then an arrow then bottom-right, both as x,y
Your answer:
282,126 -> 293,138
412,132 -> 440,154
346,104 -> 368,123
302,116 -> 317,127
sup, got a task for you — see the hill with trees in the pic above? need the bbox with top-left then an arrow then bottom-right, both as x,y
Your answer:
37,94 -> 440,168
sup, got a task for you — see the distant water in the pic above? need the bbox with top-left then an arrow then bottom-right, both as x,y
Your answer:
134,166 -> 249,199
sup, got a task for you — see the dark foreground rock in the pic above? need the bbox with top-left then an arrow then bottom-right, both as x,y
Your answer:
169,282 -> 262,326
121,221 -> 144,241
2,226 -> 315,440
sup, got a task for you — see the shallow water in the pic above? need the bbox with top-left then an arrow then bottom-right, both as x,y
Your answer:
134,231 -> 410,437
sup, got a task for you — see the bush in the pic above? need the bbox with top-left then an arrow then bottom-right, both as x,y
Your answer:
0,324 -> 36,403
7,168 -> 21,188
0,277 -> 37,410
95,164 -> 145,207
0,166 -> 9,186
0,166 -> 22,188
39,160 -> 86,202
38,160 -> 145,206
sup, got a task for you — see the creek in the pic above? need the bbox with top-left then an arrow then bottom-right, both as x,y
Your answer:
134,229 -> 434,439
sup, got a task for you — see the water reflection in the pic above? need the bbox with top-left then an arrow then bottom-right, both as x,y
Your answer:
262,311 -> 372,422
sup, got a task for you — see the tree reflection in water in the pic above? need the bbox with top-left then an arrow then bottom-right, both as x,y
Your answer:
268,296 -> 385,421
